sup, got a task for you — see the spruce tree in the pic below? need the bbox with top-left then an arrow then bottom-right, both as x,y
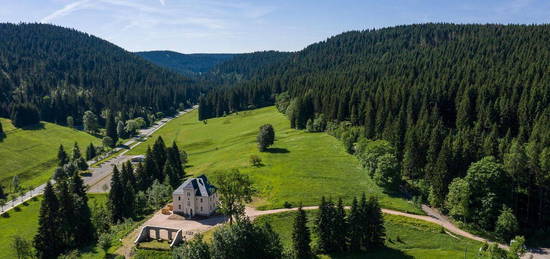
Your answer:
86,143 -> 96,161
135,162 -> 148,192
315,197 -> 337,253
152,137 -> 167,176
34,182 -> 62,259
359,193 -> 369,249
0,184 -> 5,199
72,142 -> 81,161
347,196 -> 361,251
365,196 -> 385,248
56,180 -> 76,250
70,171 -> 95,245
57,145 -> 68,166
164,162 -> 180,189
292,205 -> 311,259
334,198 -> 348,252
145,146 -> 161,184
108,166 -> 125,223
105,111 -> 118,146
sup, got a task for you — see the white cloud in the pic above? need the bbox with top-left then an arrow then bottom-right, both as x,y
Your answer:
159,0 -> 166,6
41,0 -> 92,23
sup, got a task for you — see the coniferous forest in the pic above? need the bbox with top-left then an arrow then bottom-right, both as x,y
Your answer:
198,24 -> 550,236
0,23 -> 203,127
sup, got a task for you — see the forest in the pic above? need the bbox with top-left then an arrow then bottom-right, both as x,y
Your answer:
135,51 -> 236,77
198,24 -> 550,239
0,23 -> 203,128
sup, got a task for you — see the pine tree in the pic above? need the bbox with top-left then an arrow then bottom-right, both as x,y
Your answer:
0,184 -> 5,199
164,162 -> 180,189
56,180 -> 76,250
334,198 -> 348,252
70,171 -> 95,245
359,193 -> 369,249
347,196 -> 361,251
86,143 -> 96,161
105,111 -> 118,146
121,161 -> 136,187
429,136 -> 452,208
152,137 -> 167,177
72,142 -> 81,161
108,166 -> 125,223
34,182 -> 62,259
145,146 -> 161,184
315,197 -> 336,253
57,145 -> 68,166
365,196 -> 385,248
0,120 -> 4,137
135,162 -> 148,192
292,205 -> 311,259
167,141 -> 184,177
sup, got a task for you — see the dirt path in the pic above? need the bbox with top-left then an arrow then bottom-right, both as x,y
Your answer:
247,205 -> 506,248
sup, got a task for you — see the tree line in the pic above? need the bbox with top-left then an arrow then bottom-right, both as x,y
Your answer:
197,23 -> 550,239
0,23 -> 203,128
173,193 -> 385,259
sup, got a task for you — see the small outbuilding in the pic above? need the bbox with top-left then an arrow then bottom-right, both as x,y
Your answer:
172,175 -> 218,218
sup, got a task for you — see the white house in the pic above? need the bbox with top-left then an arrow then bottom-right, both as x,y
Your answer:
172,175 -> 218,218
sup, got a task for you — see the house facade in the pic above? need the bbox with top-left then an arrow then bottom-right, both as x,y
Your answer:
172,175 -> 218,217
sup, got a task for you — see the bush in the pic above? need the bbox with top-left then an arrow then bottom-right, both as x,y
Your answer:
250,155 -> 263,167
283,201 -> 292,208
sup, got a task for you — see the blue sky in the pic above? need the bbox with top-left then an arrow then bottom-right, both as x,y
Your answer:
1,0 -> 550,53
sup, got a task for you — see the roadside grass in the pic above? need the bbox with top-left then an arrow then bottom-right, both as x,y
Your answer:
0,118 -> 101,194
0,194 -> 107,258
255,210 -> 489,259
127,107 -> 421,214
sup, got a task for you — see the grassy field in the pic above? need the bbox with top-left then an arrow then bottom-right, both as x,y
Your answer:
0,118 -> 100,193
127,107 -> 421,214
255,210 -> 489,259
0,194 -> 107,258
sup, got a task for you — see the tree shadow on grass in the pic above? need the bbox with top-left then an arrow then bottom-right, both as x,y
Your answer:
324,247 -> 413,259
265,147 -> 290,154
21,123 -> 45,130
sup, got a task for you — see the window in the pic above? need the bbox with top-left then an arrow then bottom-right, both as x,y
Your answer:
179,205 -> 181,209
200,198 -> 203,203
178,196 -> 181,201
200,206 -> 203,211
187,201 -> 190,206
187,192 -> 190,196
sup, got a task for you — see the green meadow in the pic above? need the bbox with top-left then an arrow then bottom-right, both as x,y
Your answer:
0,118 -> 100,193
128,107 -> 421,213
255,210 -> 488,259
0,194 -> 107,258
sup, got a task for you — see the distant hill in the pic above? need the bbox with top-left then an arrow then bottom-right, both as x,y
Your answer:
0,23 -> 202,126
135,51 -> 236,76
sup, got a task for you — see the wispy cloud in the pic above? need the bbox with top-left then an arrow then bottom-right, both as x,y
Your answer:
159,0 -> 166,6
41,0 -> 92,23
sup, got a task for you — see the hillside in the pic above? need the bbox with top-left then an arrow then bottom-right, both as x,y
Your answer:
0,118 -> 100,192
0,23 -> 202,126
135,51 -> 236,76
197,24 -> 550,234
127,106 -> 421,213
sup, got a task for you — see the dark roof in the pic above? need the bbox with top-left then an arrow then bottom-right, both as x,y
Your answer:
173,174 -> 217,196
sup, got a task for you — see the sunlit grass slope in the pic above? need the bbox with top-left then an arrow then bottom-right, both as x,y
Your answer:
128,107 -> 420,213
0,194 -> 107,258
0,118 -> 100,192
